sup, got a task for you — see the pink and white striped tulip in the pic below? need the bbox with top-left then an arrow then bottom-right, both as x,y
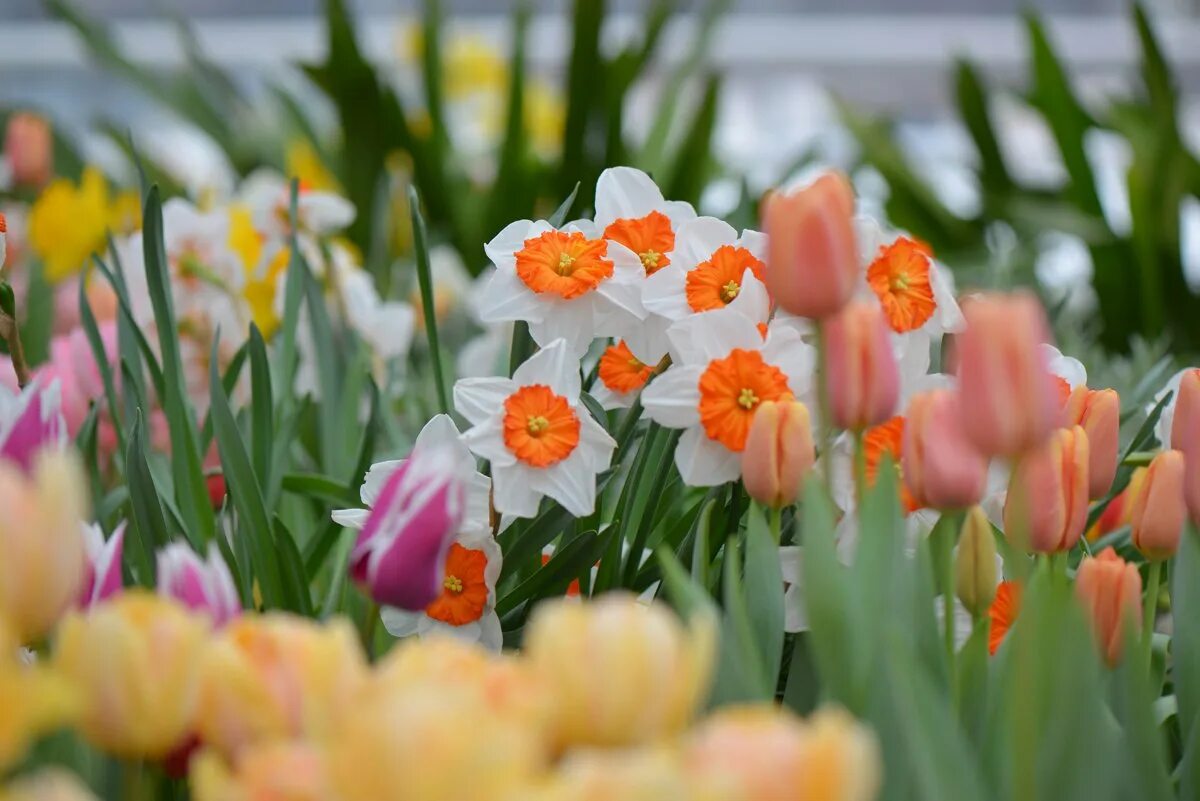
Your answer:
156,543 -> 241,627
0,379 -> 66,472
79,522 -> 125,608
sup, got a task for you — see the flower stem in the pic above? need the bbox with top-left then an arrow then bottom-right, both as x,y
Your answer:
814,324 -> 833,474
936,516 -> 958,675
769,505 -> 783,544
122,761 -> 153,801
1143,560 -> 1162,671
361,600 -> 381,659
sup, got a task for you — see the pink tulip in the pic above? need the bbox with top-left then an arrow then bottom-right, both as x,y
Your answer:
4,112 -> 53,188
156,543 -> 241,627
352,445 -> 465,610
0,378 -> 66,472
902,389 -> 988,509
1075,547 -> 1142,667
1065,386 -> 1120,499
1170,368 -> 1200,525
741,399 -> 814,508
763,171 -> 859,319
79,522 -> 125,608
1004,425 -> 1089,553
821,301 -> 899,430
1130,450 -> 1186,562
956,292 -> 1061,458
34,323 -> 117,437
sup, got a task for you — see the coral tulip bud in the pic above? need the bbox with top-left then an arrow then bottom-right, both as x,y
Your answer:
156,543 -> 241,627
1075,548 -> 1142,666
525,594 -> 716,749
352,446 -> 465,610
794,707 -> 882,801
78,522 -> 124,609
1171,368 -> 1200,525
955,507 -> 998,617
1065,386 -> 1120,499
54,592 -> 210,758
0,379 -> 66,473
1004,426 -> 1089,553
956,292 -> 1061,457
4,112 -> 53,188
763,171 -> 859,319
903,390 -> 988,509
822,302 -> 900,430
742,399 -> 814,508
0,451 -> 87,642
1130,450 -> 1186,561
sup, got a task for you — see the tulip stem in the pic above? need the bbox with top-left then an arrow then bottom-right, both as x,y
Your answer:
852,429 -> 867,506
1143,561 -> 1162,671
814,325 -> 833,474
121,761 -> 153,801
769,506 -> 783,544
937,523 -> 957,675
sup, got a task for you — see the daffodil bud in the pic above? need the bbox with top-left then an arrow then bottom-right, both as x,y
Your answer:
955,507 -> 998,617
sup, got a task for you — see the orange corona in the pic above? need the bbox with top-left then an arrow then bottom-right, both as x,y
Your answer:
604,211 -> 675,275
685,245 -> 765,312
866,237 -> 937,333
697,349 -> 792,451
425,544 -> 490,626
515,230 -> 613,299
503,384 -> 581,467
988,581 -> 1022,655
863,416 -> 920,512
598,341 -> 655,395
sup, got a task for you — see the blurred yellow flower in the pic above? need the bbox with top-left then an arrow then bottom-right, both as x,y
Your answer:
191,743 -> 334,801
528,748 -> 712,801
228,204 -> 263,275
794,707 -> 882,801
53,592 -> 210,759
0,621 -> 80,773
243,248 -> 288,340
28,167 -> 138,283
0,769 -> 98,801
285,139 -> 339,193
684,705 -> 811,801
0,451 -> 88,643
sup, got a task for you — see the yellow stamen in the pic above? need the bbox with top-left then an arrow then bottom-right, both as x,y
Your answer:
720,280 -> 741,303
443,575 -> 463,593
556,252 -> 576,275
890,273 -> 910,291
640,250 -> 661,269
527,415 -> 550,435
737,388 -> 759,410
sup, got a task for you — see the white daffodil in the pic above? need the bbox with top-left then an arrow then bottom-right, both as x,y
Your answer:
455,338 -> 616,518
590,339 -> 658,410
1041,343 -> 1087,401
1153,368 -> 1191,449
641,307 -> 815,487
476,219 -> 646,357
238,168 -> 355,238
593,166 -> 697,246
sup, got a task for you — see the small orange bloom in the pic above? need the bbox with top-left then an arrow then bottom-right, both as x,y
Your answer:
697,349 -> 792,452
503,385 -> 581,468
598,341 -> 654,395
863,416 -> 919,512
685,245 -> 766,312
425,544 -> 489,626
866,238 -> 937,333
604,211 -> 675,275
515,230 -> 613,299
988,580 -> 1022,655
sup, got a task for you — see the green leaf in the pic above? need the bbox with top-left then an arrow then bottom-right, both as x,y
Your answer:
409,186 -> 450,415
78,264 -> 125,458
691,496 -> 718,588
273,516 -> 314,616
711,537 -> 770,705
782,633 -> 819,715
955,617 -> 990,749
124,412 -> 167,587
621,428 -> 682,586
282,473 -> 358,507
1110,638 -> 1174,801
548,182 -> 580,228
1175,522 -> 1200,791
664,74 -> 721,205
954,58 -> 1014,194
558,0 -> 605,202
248,324 -> 274,493
743,504 -> 785,692
656,544 -> 718,623
496,529 -> 612,618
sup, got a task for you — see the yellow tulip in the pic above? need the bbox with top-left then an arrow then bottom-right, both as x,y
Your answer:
190,743 -> 334,801
0,620 -> 79,772
529,748 -> 714,801
196,615 -> 368,759
793,707 -> 882,801
53,592 -> 209,759
0,451 -> 88,643
0,769 -> 98,801
523,594 -> 716,750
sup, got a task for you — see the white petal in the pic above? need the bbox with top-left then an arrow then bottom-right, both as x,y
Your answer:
512,338 -> 581,400
529,450 -> 599,517
360,460 -> 403,506
1154,369 -> 1188,447
778,545 -> 802,583
607,240 -> 649,282
640,365 -> 703,428
484,219 -> 536,267
1042,343 -> 1087,389
662,200 -> 698,229
528,302 -> 595,357
641,264 -> 693,321
595,270 -> 648,323
476,268 -> 546,325
674,426 -> 742,487
380,606 -> 421,637
576,412 -> 617,472
463,473 -> 494,535
477,611 -> 503,651
667,305 -> 761,365
330,508 -> 369,530
594,167 -> 667,229
414,414 -> 470,462
763,327 -> 817,400
454,377 -> 517,426
461,418 -> 516,467
930,263 -> 965,333
784,583 -> 810,633
738,228 -> 768,260
674,217 -> 739,271
726,271 -> 771,325
591,381 -> 634,410
491,463 -> 544,518
620,314 -> 672,365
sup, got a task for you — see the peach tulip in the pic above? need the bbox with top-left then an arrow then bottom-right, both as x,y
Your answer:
1004,425 -> 1089,553
1170,368 -> 1200,525
1075,547 -> 1142,666
741,399 -> 814,508
1065,386 -> 1120,499
4,112 -> 53,188
822,301 -> 900,431
903,389 -> 988,509
1130,450 -> 1186,561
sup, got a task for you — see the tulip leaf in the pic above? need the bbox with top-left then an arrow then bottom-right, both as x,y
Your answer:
691,496 -> 718,588
782,633 -> 819,715
548,182 -> 580,229
954,58 -> 1013,195
709,537 -> 771,706
496,528 -> 612,618
1175,522 -> 1200,790
410,185 -> 451,416
248,324 -> 275,496
743,505 -> 785,692
77,264 -> 125,458
1110,640 -> 1174,801
124,411 -> 167,587
273,516 -> 314,617
956,617 -> 990,749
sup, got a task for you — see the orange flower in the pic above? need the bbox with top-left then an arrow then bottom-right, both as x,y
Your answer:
514,231 -> 613,299
866,237 -> 936,333
685,245 -> 766,312
502,385 -> 581,468
863,416 -> 919,513
697,349 -> 792,452
988,581 -> 1022,655
604,210 -> 675,275
425,544 -> 490,626
597,341 -> 654,395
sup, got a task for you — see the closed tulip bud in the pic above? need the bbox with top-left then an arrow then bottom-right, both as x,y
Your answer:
742,399 -> 814,508
794,707 -> 882,801
1065,386 -> 1120,499
156,543 -> 241,627
0,380 -> 66,472
53,592 -> 210,758
1171,368 -> 1200,525
1004,426 -> 1089,553
196,615 -> 368,759
352,445 -> 465,610
0,451 -> 87,643
78,522 -> 124,609
903,390 -> 988,509
4,112 -> 53,188
686,706 -> 810,801
763,171 -> 859,319
525,594 -> 716,750
957,292 -> 1061,457
191,744 -> 334,801
1130,450 -> 1186,561
822,301 -> 900,430
955,507 -> 998,617
1075,548 -> 1142,666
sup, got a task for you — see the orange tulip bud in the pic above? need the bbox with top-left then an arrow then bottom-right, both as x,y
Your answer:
903,390 -> 988,509
1170,368 -> 1200,525
763,171 -> 859,319
742,400 -> 814,508
1004,426 -> 1089,553
1075,547 -> 1142,666
956,292 -> 1060,457
822,302 -> 899,431
1065,386 -> 1120,499
1130,450 -> 1186,561
4,112 -> 53,188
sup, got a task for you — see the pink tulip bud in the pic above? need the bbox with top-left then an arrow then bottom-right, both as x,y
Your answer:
1170,368 -> 1200,525
821,301 -> 899,430
156,543 -> 241,627
79,522 -> 125,608
956,292 -> 1061,458
902,390 -> 988,509
741,399 -> 815,508
1075,547 -> 1141,667
763,171 -> 859,319
1130,450 -> 1186,561
352,446 -> 465,610
0,379 -> 66,472
4,112 -> 53,188
1065,386 -> 1120,500
1004,425 -> 1089,553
